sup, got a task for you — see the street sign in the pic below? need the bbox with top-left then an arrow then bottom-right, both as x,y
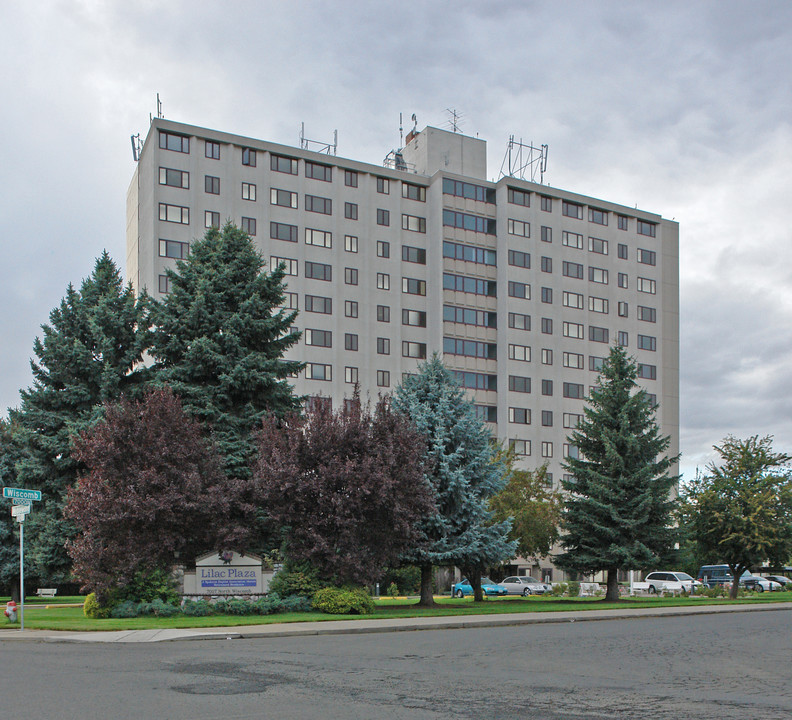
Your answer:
11,504 -> 31,518
2,487 -> 42,502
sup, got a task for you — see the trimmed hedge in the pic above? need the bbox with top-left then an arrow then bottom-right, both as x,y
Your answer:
312,586 -> 375,615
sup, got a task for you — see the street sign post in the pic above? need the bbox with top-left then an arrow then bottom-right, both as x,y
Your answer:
3,487 -> 41,631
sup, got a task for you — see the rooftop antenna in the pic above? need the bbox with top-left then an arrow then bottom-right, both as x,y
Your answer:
399,112 -> 403,147
149,93 -> 164,124
130,133 -> 142,162
499,135 -> 549,184
412,113 -> 418,132
444,108 -> 464,133
299,122 -> 337,155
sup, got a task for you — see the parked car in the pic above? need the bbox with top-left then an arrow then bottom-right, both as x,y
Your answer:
644,571 -> 703,594
452,577 -> 508,598
697,565 -> 733,588
739,574 -> 782,592
764,575 -> 792,587
499,576 -> 552,596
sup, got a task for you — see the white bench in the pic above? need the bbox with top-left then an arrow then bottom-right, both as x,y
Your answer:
36,588 -> 57,598
579,582 -> 601,597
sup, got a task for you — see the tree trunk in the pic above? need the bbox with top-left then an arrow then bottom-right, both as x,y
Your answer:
605,568 -> 620,601
417,563 -> 436,607
471,571 -> 484,602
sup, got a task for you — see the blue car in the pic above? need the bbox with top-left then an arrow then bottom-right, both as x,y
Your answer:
452,577 -> 508,598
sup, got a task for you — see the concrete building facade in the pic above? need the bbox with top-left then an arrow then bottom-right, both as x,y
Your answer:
127,119 -> 679,579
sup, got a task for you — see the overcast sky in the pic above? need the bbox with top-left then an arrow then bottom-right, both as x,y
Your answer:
1,0 -> 790,481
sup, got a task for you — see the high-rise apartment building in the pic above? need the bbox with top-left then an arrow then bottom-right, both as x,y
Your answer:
127,119 -> 679,577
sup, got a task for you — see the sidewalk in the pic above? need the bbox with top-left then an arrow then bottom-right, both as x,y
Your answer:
1,601 -> 789,644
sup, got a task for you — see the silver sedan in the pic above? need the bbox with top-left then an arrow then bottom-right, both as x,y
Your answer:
500,576 -> 552,596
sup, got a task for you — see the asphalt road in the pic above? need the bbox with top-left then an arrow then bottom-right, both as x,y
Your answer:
2,609 -> 789,719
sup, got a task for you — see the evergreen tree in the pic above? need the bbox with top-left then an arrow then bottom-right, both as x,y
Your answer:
557,345 -> 677,601
10,252 -> 152,583
393,355 -> 515,606
0,419 -> 21,597
151,223 -> 303,482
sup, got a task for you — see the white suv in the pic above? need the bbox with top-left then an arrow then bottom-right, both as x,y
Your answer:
644,571 -> 703,594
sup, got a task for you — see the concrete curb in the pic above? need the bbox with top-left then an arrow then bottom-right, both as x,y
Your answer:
1,601 -> 789,644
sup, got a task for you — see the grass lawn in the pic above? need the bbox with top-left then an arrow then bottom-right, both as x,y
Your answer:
3,591 -> 790,633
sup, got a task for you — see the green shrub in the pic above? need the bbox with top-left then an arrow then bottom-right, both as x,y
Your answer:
567,581 -> 581,598
182,599 -> 211,617
224,599 -> 253,616
268,562 -> 326,598
109,600 -> 140,618
278,595 -> 312,613
111,568 -> 180,606
83,592 -> 110,619
313,586 -> 375,615
212,599 -> 229,615
387,582 -> 399,597
551,582 -> 568,597
380,566 -> 421,595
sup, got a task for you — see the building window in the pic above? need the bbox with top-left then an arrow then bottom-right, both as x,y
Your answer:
305,161 -> 332,182
508,344 -> 531,362
563,322 -> 584,339
306,194 -> 332,215
345,234 -> 358,253
305,329 -> 332,347
541,442 -> 554,458
271,154 -> 297,174
271,188 -> 298,208
508,312 -> 530,331
376,337 -> 391,355
442,209 -> 497,235
541,318 -> 553,335
377,370 -> 391,387
589,267 -> 608,284
564,413 -> 583,429
305,295 -> 332,314
159,167 -> 189,189
589,326 -> 609,343
345,366 -> 358,384
443,241 -> 496,265
205,211 -> 220,229
562,261 -> 584,279
376,241 -> 390,258
637,363 -> 657,380
509,407 -> 531,425
618,272 -> 629,289
541,226 -> 552,243
541,348 -> 553,365
637,220 -> 657,237
589,356 -> 606,372
638,249 -> 657,266
540,196 -> 552,212
401,213 -> 427,233
159,203 -> 189,224
402,183 -> 426,201
344,267 -> 358,285
508,219 -> 530,238
541,287 -> 552,304
453,371 -> 497,391
589,237 -> 608,255
158,274 -> 171,294
402,245 -> 427,264
241,148 -> 256,166
402,277 -> 426,295
271,221 -> 297,243
638,305 -> 657,323
305,228 -> 332,248
507,187 -> 531,207
508,281 -> 530,300
158,239 -> 189,259
281,292 -> 298,310
205,140 -> 220,159
562,201 -> 583,219
541,256 -> 552,273
563,291 -> 584,309
617,331 -> 629,347
589,208 -> 608,225
542,410 -> 553,427
239,182 -> 256,201
305,363 -> 331,381
508,249 -> 531,269
564,382 -> 585,399
377,273 -> 391,290
376,177 -> 390,194
344,202 -> 358,220
376,208 -> 390,226
638,334 -> 657,351
345,300 -> 358,318
305,261 -> 332,281
402,309 -> 426,327
563,352 -> 584,369
589,296 -> 609,314
444,338 -> 497,359
241,217 -> 256,236
443,273 -> 495,296
402,341 -> 427,359
563,231 -> 583,249
344,169 -> 358,187
204,175 -> 219,194
509,376 -> 531,393
474,405 -> 498,423
637,277 -> 657,294
446,305 -> 497,328
618,301 -> 629,317
509,439 -> 531,456
159,131 -> 189,153
564,444 -> 580,460
345,333 -> 358,351
443,178 -> 495,203
618,215 -> 629,231
542,379 -> 553,396
270,256 -> 297,275
618,243 -> 628,260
